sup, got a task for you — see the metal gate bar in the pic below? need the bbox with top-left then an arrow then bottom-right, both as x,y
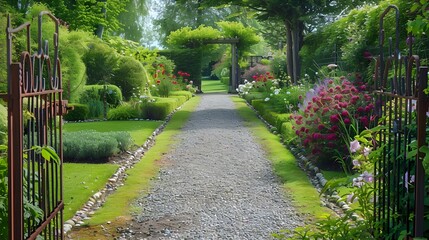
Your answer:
373,5 -> 428,239
5,11 -> 65,239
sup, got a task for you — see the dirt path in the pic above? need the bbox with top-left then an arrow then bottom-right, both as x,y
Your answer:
126,93 -> 302,239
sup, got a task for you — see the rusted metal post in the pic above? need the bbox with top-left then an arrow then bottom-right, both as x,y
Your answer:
415,66 -> 428,237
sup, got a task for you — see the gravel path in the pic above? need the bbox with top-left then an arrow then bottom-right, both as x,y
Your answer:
128,93 -> 302,239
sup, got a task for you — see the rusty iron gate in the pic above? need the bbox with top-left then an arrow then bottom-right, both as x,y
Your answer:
373,5 -> 428,238
4,12 -> 66,239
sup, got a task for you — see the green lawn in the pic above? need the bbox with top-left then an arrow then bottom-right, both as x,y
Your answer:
64,120 -> 163,146
201,79 -> 229,93
63,163 -> 118,220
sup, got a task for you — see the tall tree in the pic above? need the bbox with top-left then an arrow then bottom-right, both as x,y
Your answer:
154,0 -> 237,47
201,0 -> 370,84
117,0 -> 148,42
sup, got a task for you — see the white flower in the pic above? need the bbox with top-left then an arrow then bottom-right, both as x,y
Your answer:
286,91 -> 291,94
363,147 -> 372,157
350,140 -> 361,153
274,89 -> 281,95
264,97 -> 270,102
327,63 -> 338,69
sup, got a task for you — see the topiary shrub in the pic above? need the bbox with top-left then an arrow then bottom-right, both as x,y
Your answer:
143,100 -> 176,120
107,103 -> 140,120
83,41 -> 119,85
64,104 -> 89,121
111,56 -> 146,100
80,85 -> 123,108
63,130 -> 133,163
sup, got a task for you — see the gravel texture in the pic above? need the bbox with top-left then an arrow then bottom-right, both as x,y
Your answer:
125,93 -> 303,239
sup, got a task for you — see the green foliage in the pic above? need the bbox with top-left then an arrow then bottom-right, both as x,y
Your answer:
270,51 -> 288,81
83,41 -> 119,85
64,103 -> 89,121
216,21 -> 261,56
63,130 -> 133,163
80,84 -> 123,108
107,103 -> 140,120
0,146 -> 7,239
166,25 -> 221,48
0,104 -> 7,145
0,13 -> 8,92
275,211 -> 374,239
0,145 -> 60,240
59,30 -> 96,102
111,56 -> 146,100
408,0 -> 429,37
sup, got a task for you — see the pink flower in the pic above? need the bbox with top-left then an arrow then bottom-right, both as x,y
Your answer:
344,118 -> 351,124
318,124 -> 325,130
330,114 -> 340,123
312,133 -> 323,140
341,110 -> 349,117
350,140 -> 361,153
326,133 -> 337,140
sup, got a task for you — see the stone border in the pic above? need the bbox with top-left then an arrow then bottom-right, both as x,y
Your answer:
244,101 -> 359,219
63,106 -> 182,234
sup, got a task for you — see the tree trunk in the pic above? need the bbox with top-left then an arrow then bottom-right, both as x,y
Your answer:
285,20 -> 304,85
95,0 -> 107,39
285,21 -> 294,85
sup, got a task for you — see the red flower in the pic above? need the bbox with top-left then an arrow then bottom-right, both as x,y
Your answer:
318,124 -> 325,130
330,125 -> 339,132
156,79 -> 161,84
341,110 -> 349,117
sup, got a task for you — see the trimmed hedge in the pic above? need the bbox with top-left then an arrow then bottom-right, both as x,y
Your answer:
64,104 -> 89,121
169,91 -> 193,100
63,130 -> 133,163
107,103 -> 140,120
142,97 -> 186,120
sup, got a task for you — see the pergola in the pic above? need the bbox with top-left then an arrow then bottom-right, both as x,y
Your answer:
204,38 -> 240,93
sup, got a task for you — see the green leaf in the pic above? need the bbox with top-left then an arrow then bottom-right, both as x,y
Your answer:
41,146 -> 60,165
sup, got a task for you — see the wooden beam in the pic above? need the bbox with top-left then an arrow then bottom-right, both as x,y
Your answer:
203,38 -> 239,44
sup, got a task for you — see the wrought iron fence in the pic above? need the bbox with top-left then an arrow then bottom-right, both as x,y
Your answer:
373,5 -> 428,239
4,12 -> 66,239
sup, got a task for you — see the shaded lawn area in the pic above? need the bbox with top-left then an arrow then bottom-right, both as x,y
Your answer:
201,79 -> 228,93
63,120 -> 163,221
64,120 -> 163,146
63,163 -> 118,220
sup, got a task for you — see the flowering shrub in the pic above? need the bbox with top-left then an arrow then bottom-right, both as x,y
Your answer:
291,77 -> 375,168
241,64 -> 271,81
